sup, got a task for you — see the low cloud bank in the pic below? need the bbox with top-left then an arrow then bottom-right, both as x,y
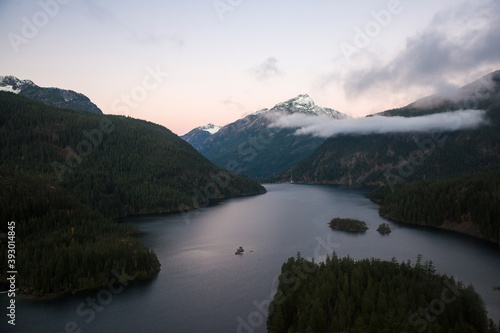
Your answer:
268,110 -> 488,138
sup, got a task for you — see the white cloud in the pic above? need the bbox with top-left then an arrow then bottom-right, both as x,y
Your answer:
252,57 -> 281,81
269,110 -> 488,138
339,0 -> 500,99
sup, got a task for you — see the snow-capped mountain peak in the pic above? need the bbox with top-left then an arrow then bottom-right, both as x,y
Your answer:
271,94 -> 350,119
199,123 -> 221,135
250,108 -> 270,116
0,75 -> 103,114
0,75 -> 35,94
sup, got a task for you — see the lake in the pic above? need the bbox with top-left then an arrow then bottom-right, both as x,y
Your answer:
3,184 -> 500,332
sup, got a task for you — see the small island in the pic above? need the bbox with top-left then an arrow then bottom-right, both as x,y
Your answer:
377,223 -> 392,234
329,218 -> 368,232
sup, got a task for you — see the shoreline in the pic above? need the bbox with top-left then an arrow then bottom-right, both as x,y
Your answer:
377,209 -> 498,245
9,271 -> 160,302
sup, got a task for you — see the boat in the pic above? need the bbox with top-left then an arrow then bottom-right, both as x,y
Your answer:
235,246 -> 244,255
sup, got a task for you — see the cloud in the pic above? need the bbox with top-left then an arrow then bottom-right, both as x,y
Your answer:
82,0 -> 115,22
252,57 -> 281,81
268,110 -> 488,138
342,0 -> 500,98
221,97 -> 246,113
81,0 -> 184,47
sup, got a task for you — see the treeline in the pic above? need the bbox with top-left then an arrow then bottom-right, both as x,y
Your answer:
0,92 -> 265,296
267,253 -> 499,333
0,171 -> 160,296
0,92 -> 265,216
328,218 -> 368,232
282,100 -> 500,185
370,169 -> 500,243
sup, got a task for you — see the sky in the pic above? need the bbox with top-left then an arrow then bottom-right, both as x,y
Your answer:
1,0 -> 500,135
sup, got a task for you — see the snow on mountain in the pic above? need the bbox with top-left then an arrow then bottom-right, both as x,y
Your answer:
196,94 -> 351,179
250,108 -> 270,116
199,123 -> 221,135
271,94 -> 350,119
0,75 -> 103,114
0,75 -> 35,94
181,123 -> 222,149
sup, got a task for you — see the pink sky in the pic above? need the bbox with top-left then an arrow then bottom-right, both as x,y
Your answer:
1,0 -> 499,135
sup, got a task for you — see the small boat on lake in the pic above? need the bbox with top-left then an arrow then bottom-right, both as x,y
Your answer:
235,246 -> 244,255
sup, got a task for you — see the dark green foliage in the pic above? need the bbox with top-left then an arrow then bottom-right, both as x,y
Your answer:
328,218 -> 368,232
267,254 -> 496,332
0,92 -> 265,296
370,169 -> 500,243
199,115 -> 328,180
282,79 -> 500,185
0,170 -> 160,297
377,223 -> 391,234
18,80 -> 103,114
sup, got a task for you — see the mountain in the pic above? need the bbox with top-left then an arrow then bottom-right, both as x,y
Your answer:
281,70 -> 500,185
0,92 -> 265,297
197,94 -> 350,180
377,69 -> 500,117
0,75 -> 103,114
181,123 -> 221,149
370,169 -> 500,243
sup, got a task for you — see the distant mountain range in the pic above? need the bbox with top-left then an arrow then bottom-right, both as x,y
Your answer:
181,123 -> 221,150
281,70 -> 500,185
0,75 -> 103,114
183,94 -> 350,180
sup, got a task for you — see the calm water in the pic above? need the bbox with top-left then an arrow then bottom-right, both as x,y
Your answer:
3,184 -> 500,332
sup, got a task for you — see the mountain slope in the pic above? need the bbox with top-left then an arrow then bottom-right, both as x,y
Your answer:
378,70 -> 500,117
370,169 -> 500,243
181,123 -> 221,149
0,92 -> 265,296
198,94 -> 350,180
0,75 -> 103,114
282,70 -> 500,185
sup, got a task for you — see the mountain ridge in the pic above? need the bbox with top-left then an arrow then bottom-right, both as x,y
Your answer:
181,123 -> 221,150
280,69 -> 500,185
0,91 -> 265,297
192,94 -> 350,179
0,75 -> 103,114
377,70 -> 500,117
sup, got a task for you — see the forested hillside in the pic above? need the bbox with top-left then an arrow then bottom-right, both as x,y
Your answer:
197,94 -> 349,180
283,106 -> 500,185
0,92 -> 265,296
267,254 -> 499,333
370,169 -> 500,243
281,70 -> 500,185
